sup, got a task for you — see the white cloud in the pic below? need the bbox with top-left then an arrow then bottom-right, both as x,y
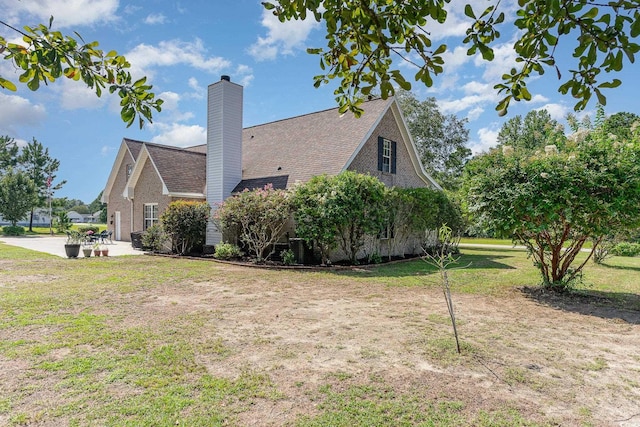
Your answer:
0,93 -> 47,134
469,126 -> 500,154
467,107 -> 484,121
0,0 -> 119,28
248,8 -> 319,61
476,41 -> 519,83
155,91 -> 194,122
150,123 -> 206,147
57,79 -> 107,110
144,13 -> 167,25
536,103 -> 570,121
125,39 -> 232,78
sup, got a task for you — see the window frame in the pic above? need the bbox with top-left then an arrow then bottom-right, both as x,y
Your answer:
143,203 -> 158,230
377,136 -> 397,174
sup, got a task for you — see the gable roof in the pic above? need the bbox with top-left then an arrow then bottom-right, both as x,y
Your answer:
125,142 -> 206,198
241,97 -> 391,185
101,138 -> 144,203
104,97 -> 440,202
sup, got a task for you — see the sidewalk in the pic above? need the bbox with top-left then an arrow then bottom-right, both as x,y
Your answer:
0,235 -> 144,258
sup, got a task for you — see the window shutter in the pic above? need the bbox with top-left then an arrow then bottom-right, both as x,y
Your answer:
391,141 -> 397,174
377,137 -> 384,171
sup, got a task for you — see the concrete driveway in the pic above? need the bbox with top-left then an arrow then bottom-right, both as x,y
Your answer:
0,235 -> 144,258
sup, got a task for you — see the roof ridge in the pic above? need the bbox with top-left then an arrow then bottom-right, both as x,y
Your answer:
143,141 -> 206,155
244,97 -> 386,131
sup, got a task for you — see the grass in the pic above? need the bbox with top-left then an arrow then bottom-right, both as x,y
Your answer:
2,223 -> 107,236
0,242 -> 638,425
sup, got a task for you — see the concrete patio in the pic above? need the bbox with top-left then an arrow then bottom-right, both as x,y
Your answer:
0,235 -> 144,258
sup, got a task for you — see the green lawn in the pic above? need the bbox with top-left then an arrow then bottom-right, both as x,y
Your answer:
0,243 -> 638,426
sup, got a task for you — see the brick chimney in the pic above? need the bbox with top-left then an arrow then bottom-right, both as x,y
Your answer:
206,75 -> 243,245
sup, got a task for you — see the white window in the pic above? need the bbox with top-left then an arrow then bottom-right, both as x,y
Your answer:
382,139 -> 391,173
143,204 -> 158,230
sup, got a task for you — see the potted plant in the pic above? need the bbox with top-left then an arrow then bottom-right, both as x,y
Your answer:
101,246 -> 109,257
82,246 -> 93,257
93,242 -> 101,257
64,231 -> 83,258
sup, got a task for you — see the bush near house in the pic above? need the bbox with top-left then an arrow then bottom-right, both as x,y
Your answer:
214,185 -> 291,262
161,201 -> 209,255
217,172 -> 463,265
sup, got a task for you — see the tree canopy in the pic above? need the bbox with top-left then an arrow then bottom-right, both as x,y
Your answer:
0,19 -> 163,128
396,91 -> 470,190
466,127 -> 640,291
263,1 -> 640,116
496,109 -> 567,152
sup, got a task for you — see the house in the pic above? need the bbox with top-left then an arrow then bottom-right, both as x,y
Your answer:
102,76 -> 440,252
0,207 -> 53,227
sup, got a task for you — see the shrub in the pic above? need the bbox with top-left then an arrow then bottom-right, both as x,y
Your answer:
611,242 -> 640,257
54,211 -> 72,233
142,224 -> 168,252
214,185 -> 291,262
78,225 -> 99,234
161,201 -> 210,255
292,172 -> 387,265
281,248 -> 295,265
213,242 -> 242,260
2,225 -> 25,236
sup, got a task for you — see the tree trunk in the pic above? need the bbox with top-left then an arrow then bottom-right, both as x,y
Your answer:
29,208 -> 34,232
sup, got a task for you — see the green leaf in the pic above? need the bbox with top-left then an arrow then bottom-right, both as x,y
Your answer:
0,77 -> 17,91
464,4 -> 476,19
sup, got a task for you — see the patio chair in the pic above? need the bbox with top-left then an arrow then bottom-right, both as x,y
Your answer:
97,230 -> 110,243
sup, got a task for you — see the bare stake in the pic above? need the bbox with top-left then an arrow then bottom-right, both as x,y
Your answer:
423,224 -> 468,354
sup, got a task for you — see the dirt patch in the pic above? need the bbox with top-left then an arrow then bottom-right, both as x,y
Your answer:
1,261 -> 639,426
120,272 -> 640,426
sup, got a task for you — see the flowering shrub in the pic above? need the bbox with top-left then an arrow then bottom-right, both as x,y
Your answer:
213,185 -> 291,262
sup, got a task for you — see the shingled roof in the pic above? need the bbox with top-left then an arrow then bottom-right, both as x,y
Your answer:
241,97 -> 390,186
106,97 -> 421,201
144,143 -> 206,195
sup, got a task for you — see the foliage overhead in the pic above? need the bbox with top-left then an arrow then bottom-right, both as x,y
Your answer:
0,18 -> 163,128
467,129 -> 640,291
263,0 -> 640,116
396,91 -> 470,190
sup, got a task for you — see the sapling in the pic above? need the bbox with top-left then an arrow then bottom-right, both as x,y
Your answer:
422,224 -> 467,354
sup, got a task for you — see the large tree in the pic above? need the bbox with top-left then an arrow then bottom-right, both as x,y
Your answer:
0,136 -> 19,173
467,130 -> 640,291
496,109 -> 567,151
18,138 -> 65,231
396,91 -> 470,190
0,168 -> 38,227
264,1 -> 640,116
1,19 -> 162,128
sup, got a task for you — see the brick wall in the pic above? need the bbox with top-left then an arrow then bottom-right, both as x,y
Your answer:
131,159 -> 171,232
347,108 -> 431,189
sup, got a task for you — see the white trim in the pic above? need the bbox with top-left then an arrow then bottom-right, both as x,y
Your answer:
167,192 -> 206,199
341,98 -> 442,190
342,98 -> 394,171
390,100 -> 442,190
102,140 -> 134,203
143,203 -> 159,230
122,146 -> 170,199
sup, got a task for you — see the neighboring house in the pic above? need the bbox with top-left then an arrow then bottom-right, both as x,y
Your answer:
102,76 -> 441,254
0,208 -> 53,227
66,211 -> 85,223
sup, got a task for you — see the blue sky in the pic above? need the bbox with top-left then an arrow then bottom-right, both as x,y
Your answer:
1,0 -> 639,204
